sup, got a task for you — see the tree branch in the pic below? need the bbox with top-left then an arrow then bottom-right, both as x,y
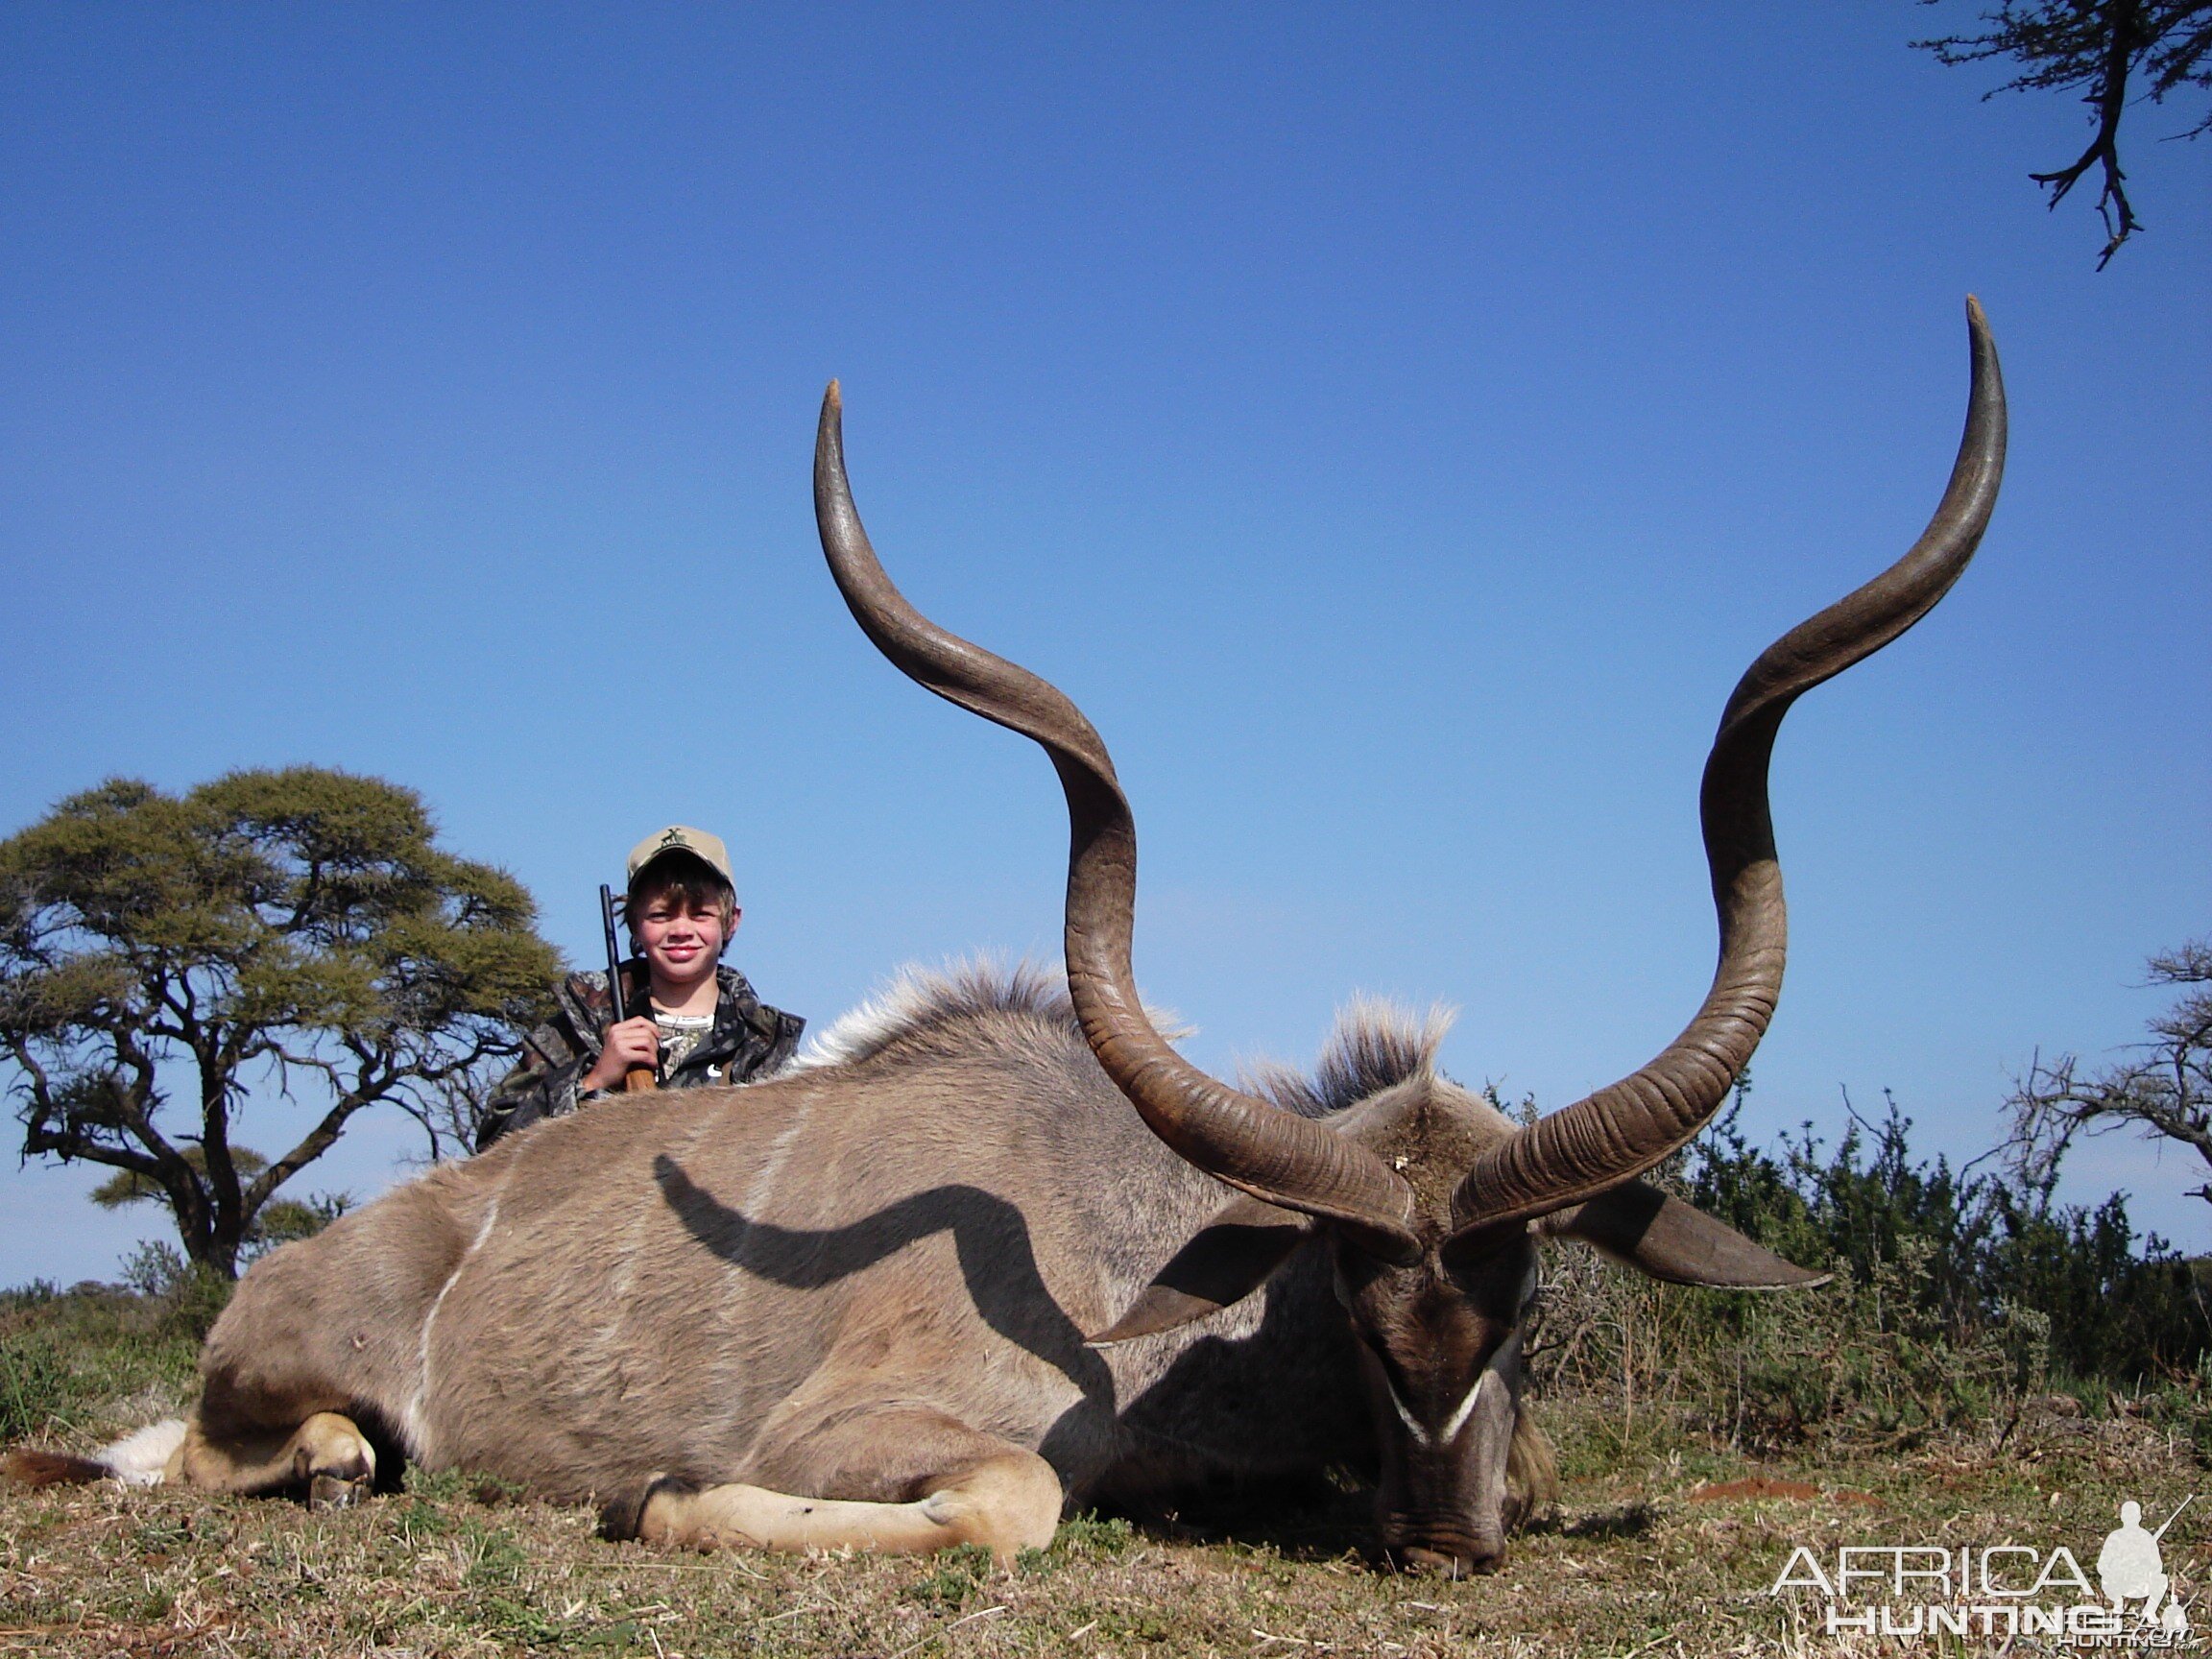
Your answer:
246,1074 -> 392,1211
2026,0 -> 2149,264
1915,0 -> 2212,266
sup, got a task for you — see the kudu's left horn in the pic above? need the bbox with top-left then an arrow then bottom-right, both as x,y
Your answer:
814,382 -> 1423,1263
1450,297 -> 2006,1236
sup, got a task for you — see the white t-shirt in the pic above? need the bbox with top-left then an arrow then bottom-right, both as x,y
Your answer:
653,1009 -> 715,1078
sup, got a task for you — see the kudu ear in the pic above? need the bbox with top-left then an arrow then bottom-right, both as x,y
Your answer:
1088,1193 -> 1316,1345
1538,1180 -> 1829,1289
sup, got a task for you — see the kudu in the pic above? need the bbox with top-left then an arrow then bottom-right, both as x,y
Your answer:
6,303 -> 2004,1575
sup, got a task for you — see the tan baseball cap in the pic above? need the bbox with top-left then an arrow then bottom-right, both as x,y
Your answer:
626,826 -> 735,894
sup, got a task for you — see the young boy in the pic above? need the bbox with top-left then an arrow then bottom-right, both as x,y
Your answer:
474,827 -> 805,1151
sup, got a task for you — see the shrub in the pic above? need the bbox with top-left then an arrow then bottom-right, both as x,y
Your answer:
0,1338 -> 74,1443
1528,1090 -> 2209,1448
0,1282 -> 200,1448
117,1242 -> 234,1340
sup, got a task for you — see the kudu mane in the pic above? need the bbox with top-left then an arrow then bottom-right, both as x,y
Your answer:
801,959 -> 1449,1127
1242,996 -> 1455,1121
794,960 -> 1082,1071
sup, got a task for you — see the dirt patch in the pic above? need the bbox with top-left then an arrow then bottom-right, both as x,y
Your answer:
1686,1477 -> 1819,1502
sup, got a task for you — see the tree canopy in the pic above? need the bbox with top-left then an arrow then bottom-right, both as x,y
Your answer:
2006,937 -> 2212,1204
1916,1 -> 2212,266
0,768 -> 561,1277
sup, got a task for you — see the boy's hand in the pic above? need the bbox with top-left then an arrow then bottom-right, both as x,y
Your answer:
583,1017 -> 659,1094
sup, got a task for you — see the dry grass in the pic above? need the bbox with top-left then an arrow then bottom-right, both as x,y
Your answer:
9,1281 -> 2207,1656
6,1393 -> 2202,1658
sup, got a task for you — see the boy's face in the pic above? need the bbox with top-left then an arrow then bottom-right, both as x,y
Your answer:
633,892 -> 735,992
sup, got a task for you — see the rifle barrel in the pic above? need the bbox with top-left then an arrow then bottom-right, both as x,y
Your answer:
2152,1494 -> 2195,1541
599,882 -> 656,1093
599,884 -> 629,1023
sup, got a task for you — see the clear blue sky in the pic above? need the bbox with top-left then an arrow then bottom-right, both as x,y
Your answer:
3,6 -> 2206,1284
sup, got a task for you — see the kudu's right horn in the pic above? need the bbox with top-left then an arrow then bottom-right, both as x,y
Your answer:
1450,297 -> 2005,1236
814,383 -> 1424,1263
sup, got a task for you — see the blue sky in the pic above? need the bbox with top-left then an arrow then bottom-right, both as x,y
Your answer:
3,5 -> 2206,1284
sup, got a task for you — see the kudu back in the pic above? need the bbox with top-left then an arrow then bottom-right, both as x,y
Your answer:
8,304 -> 2004,1575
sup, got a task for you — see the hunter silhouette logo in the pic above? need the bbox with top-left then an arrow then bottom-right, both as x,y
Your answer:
2101,1499 -> 2193,1636
1769,1493 -> 2199,1646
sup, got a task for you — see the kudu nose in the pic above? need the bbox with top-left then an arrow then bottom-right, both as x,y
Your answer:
1394,1543 -> 1502,1578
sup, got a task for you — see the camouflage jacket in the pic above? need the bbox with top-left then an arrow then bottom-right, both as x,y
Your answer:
473,963 -> 805,1152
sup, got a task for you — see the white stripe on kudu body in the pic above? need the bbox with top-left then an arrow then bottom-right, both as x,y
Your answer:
406,1195 -> 501,1460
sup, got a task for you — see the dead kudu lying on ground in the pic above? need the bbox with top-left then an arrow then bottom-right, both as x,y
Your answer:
6,303 -> 2005,1575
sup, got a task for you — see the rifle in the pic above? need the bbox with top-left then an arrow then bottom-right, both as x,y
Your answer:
599,884 -> 657,1093
2152,1495 -> 2195,1541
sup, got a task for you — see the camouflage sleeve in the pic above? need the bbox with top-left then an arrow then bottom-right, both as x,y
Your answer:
759,1008 -> 805,1079
474,1016 -> 592,1153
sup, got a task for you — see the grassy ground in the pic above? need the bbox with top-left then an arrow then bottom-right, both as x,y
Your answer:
4,1289 -> 2205,1657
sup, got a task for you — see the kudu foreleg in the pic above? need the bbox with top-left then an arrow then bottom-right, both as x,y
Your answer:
173,1408 -> 377,1509
607,1406 -> 1062,1565
628,1456 -> 1059,1563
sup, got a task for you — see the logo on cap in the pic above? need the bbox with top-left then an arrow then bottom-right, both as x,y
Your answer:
626,826 -> 736,895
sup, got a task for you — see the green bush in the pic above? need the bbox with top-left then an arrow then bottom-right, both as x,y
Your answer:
1685,1094 -> 2209,1382
1529,1091 -> 2209,1449
0,1338 -> 75,1443
117,1242 -> 235,1339
0,1282 -> 200,1448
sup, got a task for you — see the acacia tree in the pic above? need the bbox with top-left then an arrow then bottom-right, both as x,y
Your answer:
0,768 -> 560,1278
2006,938 -> 2212,1203
1916,1 -> 2212,266
87,1143 -> 352,1273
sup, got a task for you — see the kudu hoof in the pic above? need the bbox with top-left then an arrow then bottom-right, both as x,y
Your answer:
598,1472 -> 696,1542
